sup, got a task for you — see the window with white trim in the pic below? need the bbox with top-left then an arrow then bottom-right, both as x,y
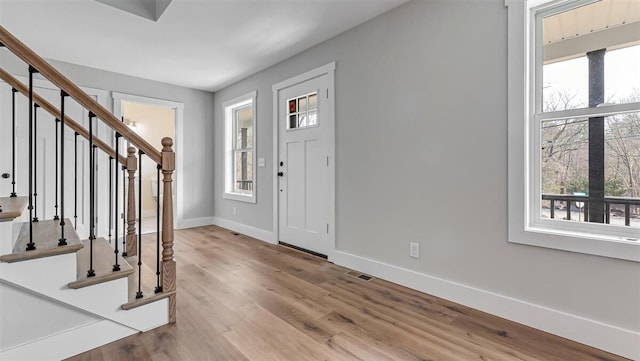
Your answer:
223,91 -> 257,203
507,0 -> 640,261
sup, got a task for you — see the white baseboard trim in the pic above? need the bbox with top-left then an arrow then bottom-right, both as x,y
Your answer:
0,320 -> 137,361
330,250 -> 639,360
176,216 -> 214,230
211,217 -> 276,244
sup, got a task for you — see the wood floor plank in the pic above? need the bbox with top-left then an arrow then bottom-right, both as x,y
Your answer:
320,277 -> 536,361
67,225 -> 630,361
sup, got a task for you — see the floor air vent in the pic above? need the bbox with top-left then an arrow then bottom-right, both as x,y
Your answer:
346,270 -> 374,281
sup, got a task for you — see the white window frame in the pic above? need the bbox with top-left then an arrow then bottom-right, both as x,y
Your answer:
506,0 -> 640,262
223,91 -> 257,203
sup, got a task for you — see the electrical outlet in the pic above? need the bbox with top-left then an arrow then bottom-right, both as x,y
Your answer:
233,207 -> 237,216
409,242 -> 419,259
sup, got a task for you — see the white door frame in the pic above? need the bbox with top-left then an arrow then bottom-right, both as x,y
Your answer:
112,92 -> 184,230
272,62 -> 336,259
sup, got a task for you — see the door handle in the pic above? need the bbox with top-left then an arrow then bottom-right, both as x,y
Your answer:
277,172 -> 284,177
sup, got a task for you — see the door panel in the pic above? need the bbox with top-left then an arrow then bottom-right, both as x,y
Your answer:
305,138 -> 323,234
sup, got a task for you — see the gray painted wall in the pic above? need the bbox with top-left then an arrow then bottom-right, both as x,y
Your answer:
0,54 -> 215,222
213,0 -> 639,332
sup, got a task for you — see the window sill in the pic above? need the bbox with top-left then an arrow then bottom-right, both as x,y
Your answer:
509,225 -> 640,262
223,192 -> 256,204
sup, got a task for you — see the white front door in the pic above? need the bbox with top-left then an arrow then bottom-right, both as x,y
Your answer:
277,74 -> 330,255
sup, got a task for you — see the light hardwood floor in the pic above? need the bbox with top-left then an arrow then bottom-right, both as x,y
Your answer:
68,225 -> 629,361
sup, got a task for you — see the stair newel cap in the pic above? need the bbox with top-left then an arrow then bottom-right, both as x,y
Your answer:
126,147 -> 137,172
161,137 -> 175,172
161,137 -> 173,150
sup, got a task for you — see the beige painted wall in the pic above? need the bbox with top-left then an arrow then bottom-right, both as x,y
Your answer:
123,102 -> 175,213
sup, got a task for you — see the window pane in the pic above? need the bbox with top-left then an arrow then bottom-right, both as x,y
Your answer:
308,93 -> 317,110
298,114 -> 307,127
541,117 -> 589,196
289,99 -> 297,114
234,150 -> 253,192
298,97 -> 307,112
236,106 -> 253,149
289,115 -> 297,129
543,57 -> 588,111
605,46 -> 640,105
541,113 -> 640,227
308,110 -> 317,126
540,117 -> 589,222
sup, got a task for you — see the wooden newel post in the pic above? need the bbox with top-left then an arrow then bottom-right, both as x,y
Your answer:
126,147 -> 138,257
161,137 -> 176,323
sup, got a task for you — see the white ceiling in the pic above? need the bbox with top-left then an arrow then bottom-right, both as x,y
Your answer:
0,0 -> 407,92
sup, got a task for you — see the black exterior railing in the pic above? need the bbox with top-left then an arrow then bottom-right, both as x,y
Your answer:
236,180 -> 253,191
542,194 -> 640,226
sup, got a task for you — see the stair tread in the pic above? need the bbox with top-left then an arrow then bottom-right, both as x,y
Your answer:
121,289 -> 175,310
0,218 -> 83,263
69,237 -> 133,289
0,196 -> 29,222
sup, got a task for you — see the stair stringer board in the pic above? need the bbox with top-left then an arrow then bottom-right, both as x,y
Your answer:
0,253 -> 169,332
0,319 -> 137,361
0,280 -> 102,351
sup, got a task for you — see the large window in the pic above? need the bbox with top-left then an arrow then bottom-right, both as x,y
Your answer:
507,0 -> 640,261
223,91 -> 257,203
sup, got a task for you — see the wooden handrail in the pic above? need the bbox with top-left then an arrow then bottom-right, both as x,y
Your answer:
0,25 -> 161,164
0,68 -> 126,165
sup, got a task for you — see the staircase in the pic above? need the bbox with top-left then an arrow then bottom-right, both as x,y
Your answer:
0,25 -> 177,360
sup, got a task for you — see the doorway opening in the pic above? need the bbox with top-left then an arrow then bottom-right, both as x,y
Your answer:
122,102 -> 175,234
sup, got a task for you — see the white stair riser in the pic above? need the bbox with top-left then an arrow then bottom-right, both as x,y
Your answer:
0,222 -> 14,255
0,253 -> 77,285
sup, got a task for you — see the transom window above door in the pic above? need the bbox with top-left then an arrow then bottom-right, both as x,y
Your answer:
287,92 -> 318,130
